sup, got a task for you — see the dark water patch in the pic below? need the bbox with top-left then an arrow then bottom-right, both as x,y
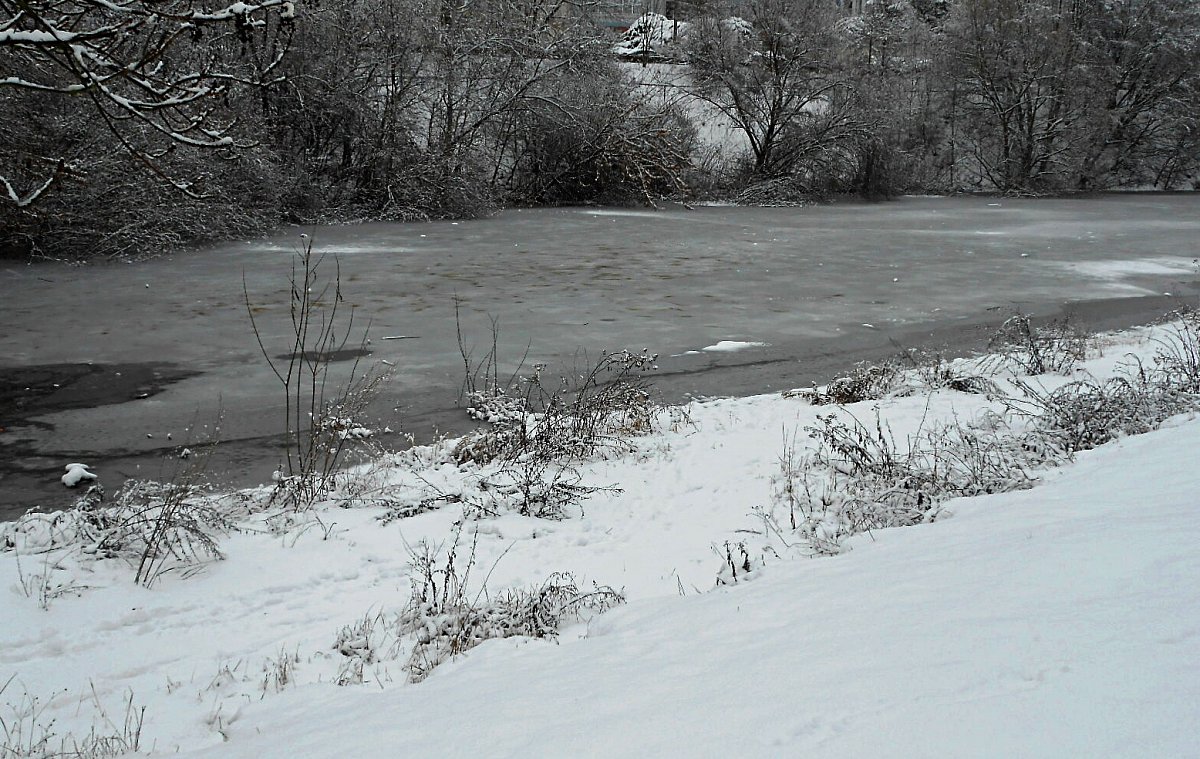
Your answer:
0,362 -> 200,419
0,434 -> 287,521
274,347 -> 373,363
0,395 -> 471,522
0,362 -> 203,520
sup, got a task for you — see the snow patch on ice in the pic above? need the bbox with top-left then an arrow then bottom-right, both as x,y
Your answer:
1057,256 -> 1197,279
700,340 -> 767,352
581,209 -> 668,219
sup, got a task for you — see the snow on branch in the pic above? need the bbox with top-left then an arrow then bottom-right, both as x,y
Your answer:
0,164 -> 64,207
0,0 -> 296,206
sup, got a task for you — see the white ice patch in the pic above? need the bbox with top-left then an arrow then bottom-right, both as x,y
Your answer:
332,246 -> 415,255
700,340 -> 767,353
581,209 -> 668,219
244,243 -> 413,255
1062,256 -> 1198,279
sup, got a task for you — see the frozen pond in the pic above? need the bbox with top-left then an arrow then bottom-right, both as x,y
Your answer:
2,194 -> 1199,517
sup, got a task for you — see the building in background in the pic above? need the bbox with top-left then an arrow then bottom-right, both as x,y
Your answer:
589,0 -> 864,32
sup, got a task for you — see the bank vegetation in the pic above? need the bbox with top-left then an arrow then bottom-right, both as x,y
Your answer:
2,0 -> 1198,260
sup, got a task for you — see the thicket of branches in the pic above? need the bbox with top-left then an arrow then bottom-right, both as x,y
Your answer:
2,0 -> 1197,259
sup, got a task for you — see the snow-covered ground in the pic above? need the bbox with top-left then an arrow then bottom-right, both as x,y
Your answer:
2,321 -> 1199,757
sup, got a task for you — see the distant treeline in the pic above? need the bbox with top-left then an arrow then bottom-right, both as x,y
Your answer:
1,0 -> 1197,260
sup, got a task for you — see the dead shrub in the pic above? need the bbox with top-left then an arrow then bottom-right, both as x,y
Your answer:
772,410 -> 1043,555
785,350 -> 995,406
985,312 -> 1088,375
245,239 -> 388,509
1006,373 -> 1188,455
97,481 -> 231,587
903,349 -> 999,395
396,537 -> 623,682
1151,313 -> 1200,394
1,480 -> 229,589
449,312 -> 656,520
786,359 -> 905,405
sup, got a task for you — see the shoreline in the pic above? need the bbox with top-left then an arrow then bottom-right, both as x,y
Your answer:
3,285 -> 1196,522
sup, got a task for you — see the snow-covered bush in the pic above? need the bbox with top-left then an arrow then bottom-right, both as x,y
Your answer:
1151,312 -> 1200,394
448,342 -> 656,519
475,458 -> 618,520
786,351 -> 993,406
984,313 -> 1089,376
613,13 -> 689,60
796,359 -> 906,405
773,411 -> 1045,555
1002,317 -> 1200,455
401,569 -> 622,682
770,317 -> 1200,556
453,387 -> 527,465
465,388 -> 527,427
1,479 -> 230,592
452,424 -> 522,467
909,351 -> 999,395
104,481 -> 231,587
1009,374 -> 1189,456
329,536 -> 623,685
527,349 -> 658,460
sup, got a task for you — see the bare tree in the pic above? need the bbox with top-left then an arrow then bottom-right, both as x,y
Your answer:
421,0 -> 594,170
943,0 -> 1200,191
943,0 -> 1088,192
0,0 -> 295,206
263,0 -> 430,219
501,65 -> 695,205
1073,0 -> 1200,189
836,0 -> 945,196
686,0 -> 863,182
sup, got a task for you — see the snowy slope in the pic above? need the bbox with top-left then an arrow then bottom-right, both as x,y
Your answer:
176,419 -> 1200,758
2,324 -> 1198,757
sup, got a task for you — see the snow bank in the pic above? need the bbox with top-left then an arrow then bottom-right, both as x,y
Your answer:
180,418 -> 1200,757
2,321 -> 1198,756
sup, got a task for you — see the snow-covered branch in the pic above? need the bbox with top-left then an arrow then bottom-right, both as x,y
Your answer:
0,164 -> 63,207
0,0 -> 295,206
